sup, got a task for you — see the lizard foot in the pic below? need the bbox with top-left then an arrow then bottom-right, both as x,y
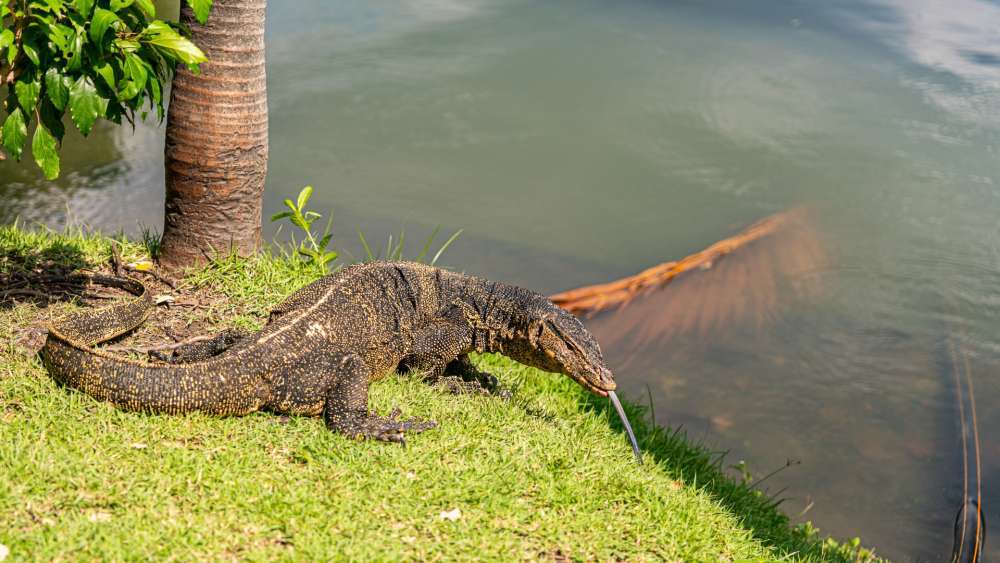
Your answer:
438,357 -> 509,397
434,372 -> 512,399
342,407 -> 437,444
433,374 -> 497,396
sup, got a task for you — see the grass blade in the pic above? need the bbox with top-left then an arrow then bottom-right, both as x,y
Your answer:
431,229 -> 463,266
357,229 -> 374,261
415,226 -> 440,263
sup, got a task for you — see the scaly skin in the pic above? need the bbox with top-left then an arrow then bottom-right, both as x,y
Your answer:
40,262 -> 618,442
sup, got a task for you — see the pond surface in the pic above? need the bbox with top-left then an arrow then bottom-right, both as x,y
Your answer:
3,0 -> 1000,559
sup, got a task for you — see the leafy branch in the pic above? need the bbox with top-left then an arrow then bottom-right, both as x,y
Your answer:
0,0 -> 214,178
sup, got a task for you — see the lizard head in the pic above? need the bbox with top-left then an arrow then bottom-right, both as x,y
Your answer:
512,304 -> 617,396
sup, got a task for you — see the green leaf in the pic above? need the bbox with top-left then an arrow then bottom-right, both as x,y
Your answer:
270,211 -> 293,222
65,31 -> 84,72
68,76 -> 106,136
185,0 -> 212,24
6,45 -> 17,67
118,54 -> 148,100
103,100 -> 124,124
1,109 -> 28,161
134,0 -> 155,17
142,21 -> 207,65
283,198 -> 297,213
117,78 -> 141,101
94,61 -> 117,91
21,40 -> 40,66
109,0 -> 134,10
297,185 -> 313,210
89,8 -> 121,47
15,78 -> 41,113
74,0 -> 94,17
0,29 -> 14,53
113,38 -> 140,53
45,69 -> 71,111
39,98 -> 66,141
40,0 -> 64,14
32,124 -> 61,180
146,75 -> 163,120
45,23 -> 73,53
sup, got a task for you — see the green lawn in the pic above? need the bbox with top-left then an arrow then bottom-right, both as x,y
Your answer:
0,225 -> 879,561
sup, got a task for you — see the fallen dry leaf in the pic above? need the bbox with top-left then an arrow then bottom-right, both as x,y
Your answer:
87,511 -> 112,523
439,508 -> 461,522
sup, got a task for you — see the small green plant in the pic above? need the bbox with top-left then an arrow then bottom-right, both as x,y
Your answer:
270,185 -> 337,270
139,225 -> 161,259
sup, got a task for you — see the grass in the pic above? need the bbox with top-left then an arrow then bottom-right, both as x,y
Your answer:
0,224 -> 881,561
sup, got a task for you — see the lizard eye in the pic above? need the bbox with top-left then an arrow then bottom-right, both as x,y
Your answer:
545,320 -> 582,355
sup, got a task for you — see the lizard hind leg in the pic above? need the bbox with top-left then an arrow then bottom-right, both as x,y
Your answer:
324,353 -> 437,444
150,329 -> 251,364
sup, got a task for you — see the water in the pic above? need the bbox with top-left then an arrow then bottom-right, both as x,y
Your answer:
2,0 -> 999,558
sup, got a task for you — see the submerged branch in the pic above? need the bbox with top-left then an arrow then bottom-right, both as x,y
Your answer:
550,207 -> 812,315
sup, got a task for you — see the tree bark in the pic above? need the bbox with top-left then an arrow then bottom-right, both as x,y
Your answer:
158,0 -> 268,269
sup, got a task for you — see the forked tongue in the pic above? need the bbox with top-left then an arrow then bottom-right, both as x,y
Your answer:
608,390 -> 642,463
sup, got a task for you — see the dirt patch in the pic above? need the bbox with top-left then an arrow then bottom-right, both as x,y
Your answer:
5,264 -> 259,359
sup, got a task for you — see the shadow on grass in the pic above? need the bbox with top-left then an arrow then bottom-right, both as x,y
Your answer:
0,236 -> 94,310
579,390 -> 880,562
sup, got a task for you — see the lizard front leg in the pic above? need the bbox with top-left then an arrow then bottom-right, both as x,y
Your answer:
399,321 -> 497,395
324,353 -> 436,443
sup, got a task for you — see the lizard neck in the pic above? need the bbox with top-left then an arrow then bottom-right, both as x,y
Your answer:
445,275 -> 543,356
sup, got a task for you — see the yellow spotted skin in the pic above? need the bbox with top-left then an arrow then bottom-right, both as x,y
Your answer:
40,262 -> 618,442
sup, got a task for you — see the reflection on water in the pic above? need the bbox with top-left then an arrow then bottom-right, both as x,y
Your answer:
0,119 -> 164,233
3,0 -> 1000,559
858,0 -> 1000,124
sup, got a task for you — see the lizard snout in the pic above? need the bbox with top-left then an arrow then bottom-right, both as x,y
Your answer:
583,366 -> 617,395
597,367 -> 617,391
599,368 -> 617,390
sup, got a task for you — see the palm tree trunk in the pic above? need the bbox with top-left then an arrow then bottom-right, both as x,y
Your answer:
158,0 -> 268,269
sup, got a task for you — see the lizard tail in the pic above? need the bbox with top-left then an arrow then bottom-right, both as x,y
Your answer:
47,275 -> 153,346
40,276 -> 263,416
